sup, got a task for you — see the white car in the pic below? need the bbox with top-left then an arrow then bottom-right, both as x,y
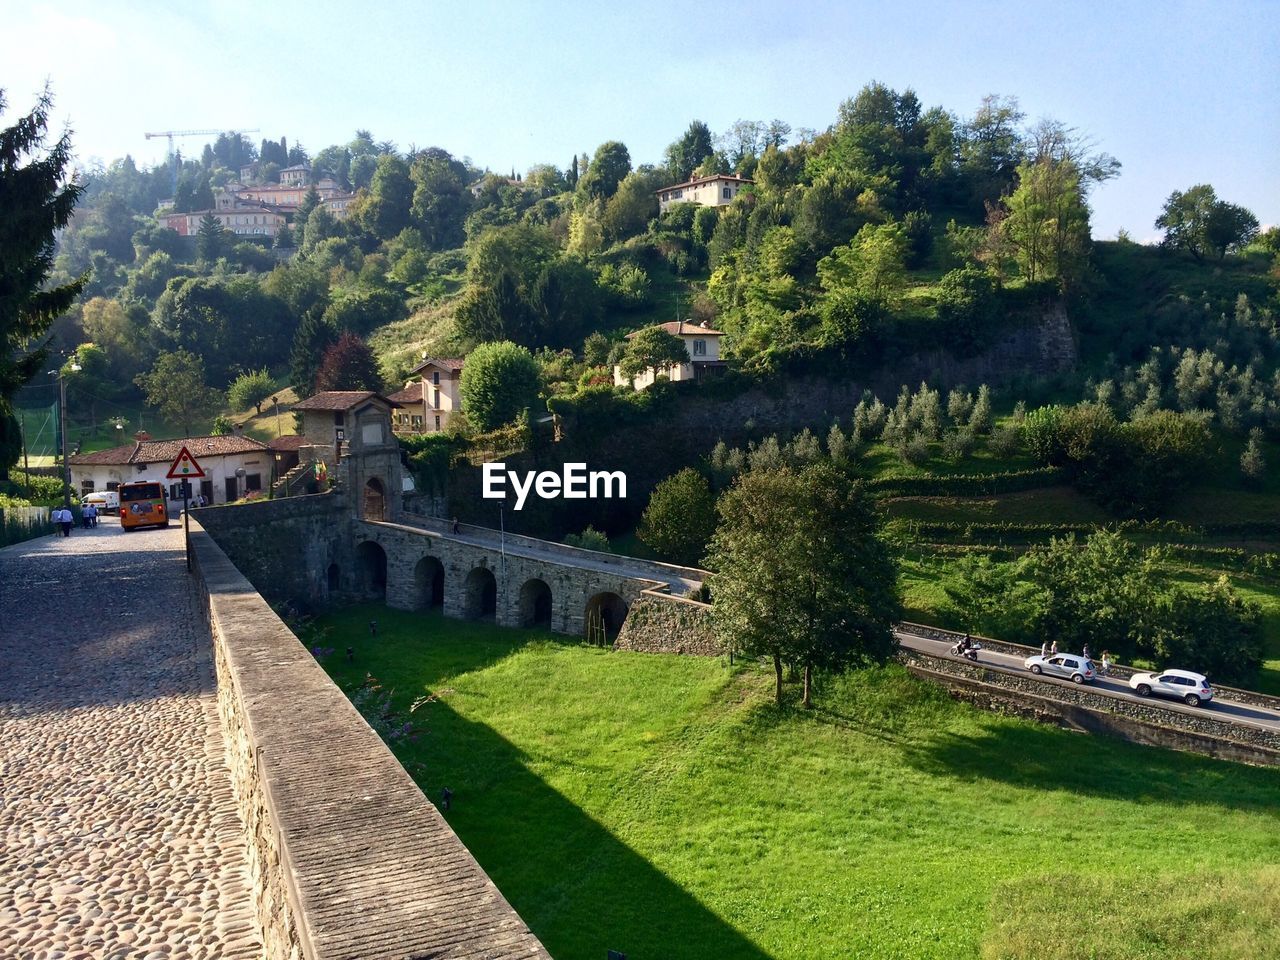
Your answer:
1129,669 -> 1213,707
1024,653 -> 1096,684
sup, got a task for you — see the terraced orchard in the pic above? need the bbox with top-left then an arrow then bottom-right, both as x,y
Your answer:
314,605 -> 1280,960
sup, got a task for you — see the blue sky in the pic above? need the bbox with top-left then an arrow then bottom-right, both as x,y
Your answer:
2,0 -> 1276,239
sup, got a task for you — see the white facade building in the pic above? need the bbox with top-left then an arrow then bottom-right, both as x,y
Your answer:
613,320 -> 727,391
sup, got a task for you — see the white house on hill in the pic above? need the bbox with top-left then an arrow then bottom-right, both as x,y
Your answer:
656,174 -> 752,214
613,320 -> 727,391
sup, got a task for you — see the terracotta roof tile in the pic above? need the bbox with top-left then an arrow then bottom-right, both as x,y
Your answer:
292,391 -> 397,411
409,357 -> 465,375
386,382 -> 425,404
625,320 -> 725,339
268,435 -> 309,451
69,435 -> 268,466
68,443 -> 138,466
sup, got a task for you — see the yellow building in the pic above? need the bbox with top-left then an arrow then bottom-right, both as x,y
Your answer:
613,321 -> 727,391
656,174 -> 752,214
388,357 -> 466,434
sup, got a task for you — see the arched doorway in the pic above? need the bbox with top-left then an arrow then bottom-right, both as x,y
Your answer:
585,591 -> 628,643
327,563 -> 340,593
464,566 -> 497,621
363,477 -> 386,521
414,556 -> 445,611
355,540 -> 387,600
518,578 -> 553,628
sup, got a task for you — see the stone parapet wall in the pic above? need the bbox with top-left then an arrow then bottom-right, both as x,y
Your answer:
188,519 -> 551,960
900,650 -> 1280,766
614,592 -> 724,656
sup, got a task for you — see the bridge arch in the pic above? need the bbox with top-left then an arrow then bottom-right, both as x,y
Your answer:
355,540 -> 387,600
585,591 -> 628,641
363,477 -> 387,521
414,556 -> 445,611
518,578 -> 553,629
464,566 -> 497,621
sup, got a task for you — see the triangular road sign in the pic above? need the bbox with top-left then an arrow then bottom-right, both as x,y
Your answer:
166,445 -> 207,479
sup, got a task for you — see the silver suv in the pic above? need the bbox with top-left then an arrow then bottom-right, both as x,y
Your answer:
1024,653 -> 1096,684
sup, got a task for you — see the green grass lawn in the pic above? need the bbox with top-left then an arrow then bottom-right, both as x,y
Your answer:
312,604 -> 1280,960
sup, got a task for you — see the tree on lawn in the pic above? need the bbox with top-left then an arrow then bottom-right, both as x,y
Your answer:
1156,184 -> 1259,261
706,462 -> 901,707
313,332 -> 382,392
458,340 -> 541,431
619,327 -> 688,381
0,87 -> 86,481
227,367 -> 275,414
638,467 -> 717,566
134,349 -> 223,437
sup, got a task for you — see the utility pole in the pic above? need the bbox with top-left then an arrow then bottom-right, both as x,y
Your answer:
51,362 -> 80,508
20,410 -> 31,497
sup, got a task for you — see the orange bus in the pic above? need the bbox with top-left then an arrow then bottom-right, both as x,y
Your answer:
119,480 -> 169,531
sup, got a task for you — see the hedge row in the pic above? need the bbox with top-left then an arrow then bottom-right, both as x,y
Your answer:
868,466 -> 1065,498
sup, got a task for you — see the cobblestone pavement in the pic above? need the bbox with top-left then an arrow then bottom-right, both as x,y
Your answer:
0,519 -> 262,960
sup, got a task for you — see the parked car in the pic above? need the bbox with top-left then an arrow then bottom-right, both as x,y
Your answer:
82,490 -> 120,514
1024,653 -> 1096,684
1129,669 -> 1213,707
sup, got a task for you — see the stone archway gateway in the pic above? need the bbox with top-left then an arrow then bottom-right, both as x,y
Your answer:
518,578 -> 553,628
363,477 -> 386,521
355,540 -> 387,600
414,556 -> 445,611
585,591 -> 628,642
464,566 -> 497,621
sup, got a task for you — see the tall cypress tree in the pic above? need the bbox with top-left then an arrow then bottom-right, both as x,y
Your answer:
289,307 -> 337,397
0,87 -> 86,478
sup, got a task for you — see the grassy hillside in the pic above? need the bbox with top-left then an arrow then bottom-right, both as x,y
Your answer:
312,604 -> 1280,960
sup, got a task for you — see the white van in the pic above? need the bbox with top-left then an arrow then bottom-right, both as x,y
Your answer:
82,490 -> 120,514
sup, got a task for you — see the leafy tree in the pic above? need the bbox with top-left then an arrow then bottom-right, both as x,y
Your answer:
81,296 -> 149,377
314,332 -> 382,392
577,141 -> 631,201
935,267 -> 1000,351
0,88 -> 86,422
1156,184 -> 1259,261
601,170 -> 661,243
818,222 -> 909,300
638,468 -> 717,566
582,331 -> 612,367
1003,158 -> 1090,286
665,120 -> 714,183
289,308 -> 338,396
410,147 -> 472,250
358,154 -> 414,241
960,94 -> 1026,207
458,340 -> 541,431
227,367 -> 275,414
1241,428 -> 1266,484
619,327 -> 688,380
322,287 -> 406,336
61,342 -> 113,434
1154,576 -> 1264,683
563,526 -> 611,552
134,349 -> 223,436
707,462 -> 900,707
273,223 -> 294,249
819,289 -> 886,351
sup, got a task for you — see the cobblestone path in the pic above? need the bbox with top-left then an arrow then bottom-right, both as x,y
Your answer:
0,519 -> 262,960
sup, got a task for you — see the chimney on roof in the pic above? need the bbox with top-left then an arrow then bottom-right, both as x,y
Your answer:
232,422 -> 244,437
135,430 -> 151,442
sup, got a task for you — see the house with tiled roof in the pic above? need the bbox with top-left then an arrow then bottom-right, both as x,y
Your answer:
388,357 -> 465,435
613,320 -> 727,391
293,391 -> 401,456
68,433 -> 272,507
656,173 -> 752,214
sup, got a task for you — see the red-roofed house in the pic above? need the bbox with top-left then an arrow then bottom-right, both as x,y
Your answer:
69,434 -> 272,508
613,320 -> 727,391
388,357 -> 465,434
656,174 -> 752,214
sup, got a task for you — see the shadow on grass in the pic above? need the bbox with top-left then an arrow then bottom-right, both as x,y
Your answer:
900,719 -> 1280,815
318,604 -> 773,960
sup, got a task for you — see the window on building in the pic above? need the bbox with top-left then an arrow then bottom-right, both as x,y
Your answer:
411,415 -> 423,430
334,412 -> 345,426
106,481 -> 119,492
434,415 -> 441,431
723,187 -> 732,199
693,339 -> 707,356
245,474 -> 262,492
80,479 -> 94,494
433,388 -> 441,409
432,371 -> 440,385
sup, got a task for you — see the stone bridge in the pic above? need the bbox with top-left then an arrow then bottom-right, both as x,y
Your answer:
358,516 -> 705,636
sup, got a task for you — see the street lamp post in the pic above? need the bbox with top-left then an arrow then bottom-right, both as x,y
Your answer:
51,361 -> 81,509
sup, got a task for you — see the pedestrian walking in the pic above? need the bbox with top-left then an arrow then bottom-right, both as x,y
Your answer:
57,507 -> 73,537
84,503 -> 98,528
1082,644 -> 1092,661
1100,651 -> 1112,676
1041,640 -> 1049,658
451,517 -> 460,534
1049,640 -> 1058,656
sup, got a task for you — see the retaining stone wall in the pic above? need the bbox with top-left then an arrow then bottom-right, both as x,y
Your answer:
188,519 -> 551,960
901,650 -> 1280,766
898,621 -> 1280,711
614,592 -> 724,656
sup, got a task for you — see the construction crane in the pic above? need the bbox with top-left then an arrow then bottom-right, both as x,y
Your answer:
144,127 -> 260,191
